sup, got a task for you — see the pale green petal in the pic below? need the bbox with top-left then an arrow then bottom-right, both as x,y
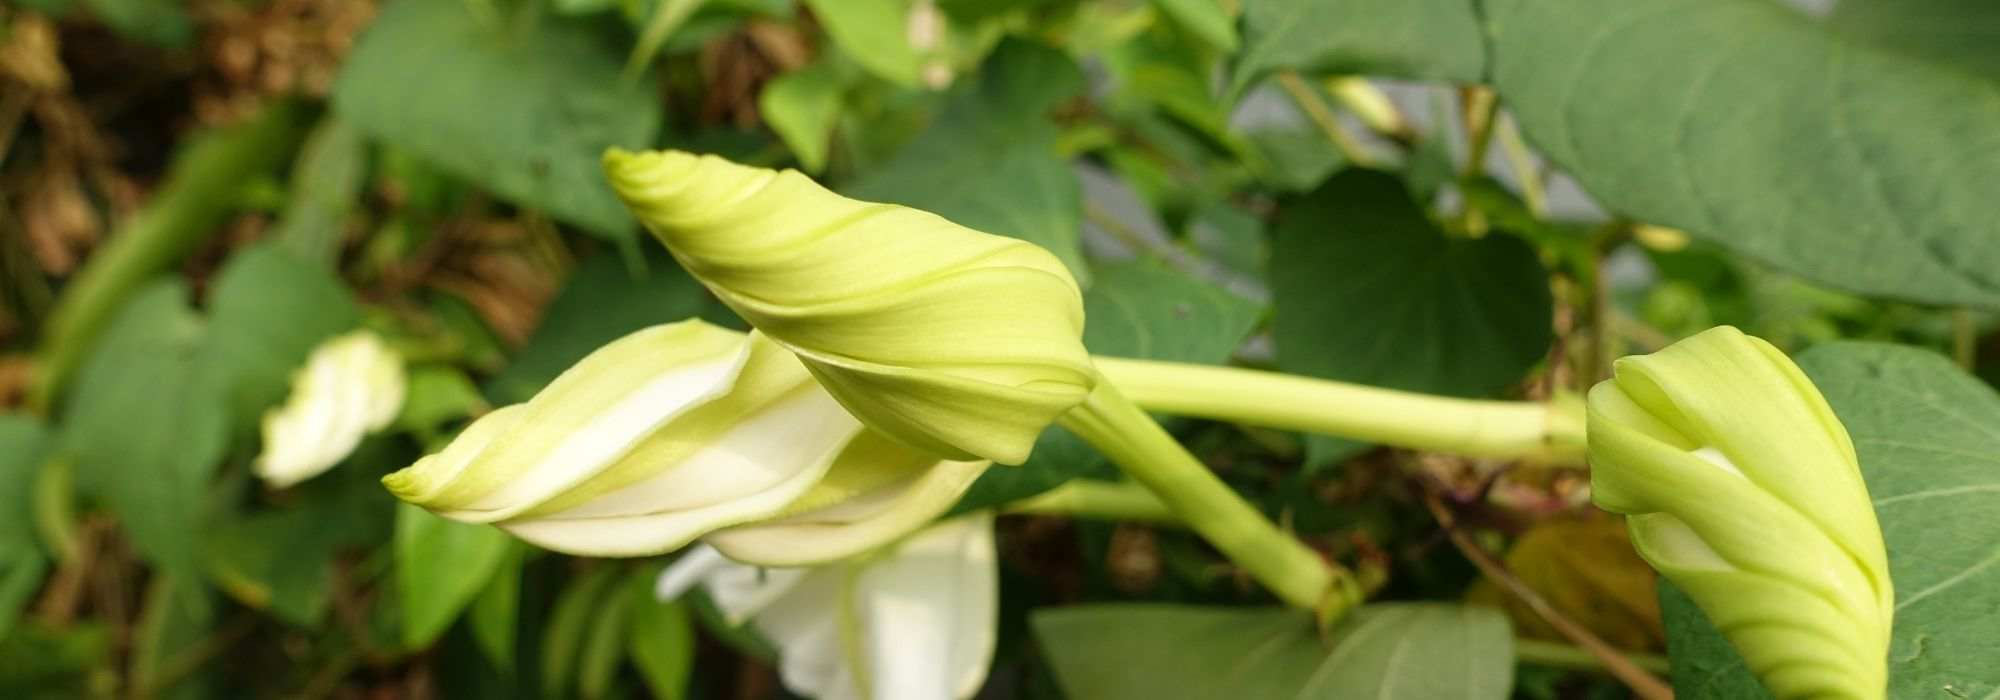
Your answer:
603,149 -> 1094,465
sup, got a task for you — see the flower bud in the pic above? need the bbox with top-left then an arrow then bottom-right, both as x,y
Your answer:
383,319 -> 986,561
603,149 -> 1095,465
256,331 -> 405,488
1586,326 -> 1892,699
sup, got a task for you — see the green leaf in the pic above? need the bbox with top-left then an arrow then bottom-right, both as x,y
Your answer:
1035,603 -> 1514,699
468,546 -> 524,673
626,581 -> 694,700
0,622 -> 111,697
541,566 -> 623,699
1659,342 -> 2000,698
577,574 -> 638,700
1243,127 -> 1345,193
200,243 -> 361,425
1486,0 -> 2000,308
843,39 -> 1090,283
394,366 -> 490,436
206,461 -> 394,627
81,0 -> 192,47
0,417 -> 52,640
486,252 -> 722,403
759,59 -> 849,173
1270,170 -> 1551,468
1231,0 -> 1484,97
1826,0 -> 2000,85
956,260 -> 1264,510
799,0 -> 920,86
396,503 -> 515,649
333,0 -> 662,241
61,282 -> 225,594
1150,0 -> 1238,51
271,117 -> 369,265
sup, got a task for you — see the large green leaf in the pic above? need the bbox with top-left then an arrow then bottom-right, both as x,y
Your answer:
800,0 -> 921,86
200,243 -> 360,426
1035,603 -> 1514,699
206,457 -> 394,627
333,0 -> 661,241
843,39 -> 1090,282
955,260 -> 1263,510
1270,170 -> 1551,467
1826,0 -> 2000,84
1486,0 -> 2000,308
396,503 -> 515,649
759,59 -> 850,173
1660,342 -> 2000,698
1231,0 -> 1484,97
61,282 -> 226,592
0,417 -> 52,640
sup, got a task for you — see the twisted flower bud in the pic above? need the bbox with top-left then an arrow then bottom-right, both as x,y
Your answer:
1586,326 -> 1892,699
256,331 -> 405,488
382,319 -> 986,563
603,149 -> 1095,465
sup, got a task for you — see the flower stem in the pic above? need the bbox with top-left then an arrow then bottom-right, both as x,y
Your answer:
1095,357 -> 1585,462
1004,479 -> 1179,526
1059,381 -> 1358,620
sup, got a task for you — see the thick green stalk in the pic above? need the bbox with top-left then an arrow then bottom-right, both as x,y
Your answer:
1096,357 -> 1585,461
28,100 -> 310,412
1059,381 -> 1356,618
1004,479 -> 1179,525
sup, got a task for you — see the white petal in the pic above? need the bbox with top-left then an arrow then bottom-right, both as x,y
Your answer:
854,513 -> 997,700
751,568 -> 861,699
254,331 -> 406,489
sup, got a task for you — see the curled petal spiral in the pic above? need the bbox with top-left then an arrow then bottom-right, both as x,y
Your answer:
256,331 -> 406,488
603,149 -> 1095,465
1587,326 -> 1892,700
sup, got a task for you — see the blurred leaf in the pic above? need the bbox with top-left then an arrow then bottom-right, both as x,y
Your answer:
542,566 -> 623,699
1661,342 -> 2000,698
957,261 -> 1263,510
1035,603 -> 1514,699
759,59 -> 848,173
1150,0 -> 1237,51
1186,202 -> 1268,283
800,0 -> 920,86
397,503 -> 515,649
469,546 -> 524,673
1231,0 -> 1483,97
844,39 -> 1090,282
627,575 -> 694,700
1270,170 -> 1550,468
577,573 -> 639,700
62,282 -> 225,597
0,622 -> 110,698
333,0 -> 662,241
131,574 -> 214,700
1827,0 -> 2000,84
200,243 -> 361,426
271,117 -> 368,265
394,366 -> 490,436
486,252 -> 722,403
81,0 -> 191,47
0,417 -> 51,640
1487,0 -> 2000,309
1466,517 -> 1662,651
1243,128 -> 1344,193
206,462 -> 394,627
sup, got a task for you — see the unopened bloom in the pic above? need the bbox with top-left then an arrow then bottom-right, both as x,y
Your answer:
256,331 -> 405,488
659,513 -> 997,700
1587,326 -> 1892,699
603,149 -> 1094,465
382,319 -> 985,563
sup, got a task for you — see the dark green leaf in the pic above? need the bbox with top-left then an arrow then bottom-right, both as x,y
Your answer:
1231,0 -> 1484,97
1660,342 -> 2000,698
956,261 -> 1264,510
1827,0 -> 2000,85
577,574 -> 637,700
0,622 -> 111,697
397,504 -> 515,649
1270,170 -> 1551,467
333,0 -> 662,240
81,0 -> 192,47
542,566 -> 623,699
205,461 -> 394,627
1150,0 -> 1238,51
627,576 -> 694,700
468,546 -> 524,673
1035,603 -> 1514,699
1487,0 -> 2000,308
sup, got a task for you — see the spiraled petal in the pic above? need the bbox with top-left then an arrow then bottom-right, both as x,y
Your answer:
255,331 -> 406,488
1587,326 -> 1891,699
603,149 -> 1094,465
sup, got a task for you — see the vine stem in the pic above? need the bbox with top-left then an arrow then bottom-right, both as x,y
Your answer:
1097,357 -> 1585,462
1058,380 -> 1358,620
1004,479 -> 1179,525
1423,492 -> 1674,700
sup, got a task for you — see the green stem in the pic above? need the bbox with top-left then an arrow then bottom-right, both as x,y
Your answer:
1059,381 -> 1356,619
1514,638 -> 1671,676
1096,357 -> 1585,462
1004,479 -> 1180,526
28,100 -> 310,413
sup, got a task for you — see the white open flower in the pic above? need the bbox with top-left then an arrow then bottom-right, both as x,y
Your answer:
659,513 -> 997,700
383,319 -> 988,564
255,331 -> 406,488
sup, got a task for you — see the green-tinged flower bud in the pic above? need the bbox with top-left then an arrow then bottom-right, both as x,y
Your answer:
256,331 -> 405,488
1586,326 -> 1892,700
382,319 -> 986,561
602,149 -> 1095,465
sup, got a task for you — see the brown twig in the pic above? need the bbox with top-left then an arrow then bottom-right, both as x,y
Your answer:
1422,490 -> 1674,700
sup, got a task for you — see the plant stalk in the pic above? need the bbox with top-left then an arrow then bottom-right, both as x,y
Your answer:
1004,479 -> 1179,525
1096,357 -> 1585,462
1058,381 -> 1356,619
